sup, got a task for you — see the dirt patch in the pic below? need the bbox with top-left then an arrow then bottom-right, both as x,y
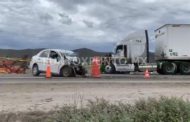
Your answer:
0,82 -> 190,112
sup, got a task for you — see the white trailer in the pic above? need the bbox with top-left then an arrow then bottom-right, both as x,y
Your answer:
155,24 -> 190,75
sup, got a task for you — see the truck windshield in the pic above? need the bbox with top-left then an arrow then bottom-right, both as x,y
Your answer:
115,45 -> 127,57
116,45 -> 123,54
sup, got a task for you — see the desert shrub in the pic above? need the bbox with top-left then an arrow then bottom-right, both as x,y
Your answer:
53,97 -> 190,122
130,97 -> 190,122
52,99 -> 132,122
0,111 -> 53,122
1,97 -> 190,122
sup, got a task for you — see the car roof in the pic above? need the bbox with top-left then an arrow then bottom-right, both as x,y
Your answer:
42,49 -> 75,54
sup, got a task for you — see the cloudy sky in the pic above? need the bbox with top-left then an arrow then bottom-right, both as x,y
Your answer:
0,0 -> 190,51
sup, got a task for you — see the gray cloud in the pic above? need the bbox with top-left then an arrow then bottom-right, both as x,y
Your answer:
0,0 -> 190,51
83,20 -> 94,28
58,13 -> 72,25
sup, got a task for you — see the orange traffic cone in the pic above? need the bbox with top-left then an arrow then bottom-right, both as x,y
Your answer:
46,61 -> 52,78
144,69 -> 150,79
91,57 -> 101,78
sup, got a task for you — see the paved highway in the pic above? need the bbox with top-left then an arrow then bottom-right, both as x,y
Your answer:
0,73 -> 190,84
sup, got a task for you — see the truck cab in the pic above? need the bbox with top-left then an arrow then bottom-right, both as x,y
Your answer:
105,30 -> 149,73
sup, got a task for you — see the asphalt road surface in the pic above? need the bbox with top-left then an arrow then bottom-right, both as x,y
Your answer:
0,73 -> 190,112
0,73 -> 190,83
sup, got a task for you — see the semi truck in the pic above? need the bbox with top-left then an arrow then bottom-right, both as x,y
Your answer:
104,24 -> 190,75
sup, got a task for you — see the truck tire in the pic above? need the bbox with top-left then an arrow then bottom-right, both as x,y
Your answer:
61,66 -> 75,77
105,64 -> 116,74
162,62 -> 177,75
179,62 -> 190,75
32,64 -> 40,76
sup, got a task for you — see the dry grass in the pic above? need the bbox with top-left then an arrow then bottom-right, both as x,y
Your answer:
0,97 -> 190,122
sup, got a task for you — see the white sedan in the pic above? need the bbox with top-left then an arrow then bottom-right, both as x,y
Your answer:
29,49 -> 86,77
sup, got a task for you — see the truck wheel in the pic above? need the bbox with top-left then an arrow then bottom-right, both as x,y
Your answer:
162,62 -> 177,75
179,62 -> 190,75
32,64 -> 40,76
105,64 -> 115,74
61,66 -> 75,77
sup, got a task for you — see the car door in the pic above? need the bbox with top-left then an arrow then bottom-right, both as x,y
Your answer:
49,51 -> 62,74
38,50 -> 50,71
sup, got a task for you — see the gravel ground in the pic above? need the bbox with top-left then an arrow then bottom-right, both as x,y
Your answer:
0,73 -> 190,112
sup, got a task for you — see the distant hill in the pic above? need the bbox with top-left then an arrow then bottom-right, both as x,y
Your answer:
0,48 -> 109,58
0,49 -> 44,58
0,48 -> 155,62
73,48 -> 109,57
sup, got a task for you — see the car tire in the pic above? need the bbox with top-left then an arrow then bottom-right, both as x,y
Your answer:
32,64 -> 40,76
61,66 -> 75,77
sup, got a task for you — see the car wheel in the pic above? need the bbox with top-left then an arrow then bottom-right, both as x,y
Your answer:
61,66 -> 75,77
179,62 -> 190,75
32,64 -> 40,76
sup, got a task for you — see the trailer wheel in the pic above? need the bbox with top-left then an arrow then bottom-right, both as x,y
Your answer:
32,64 -> 40,76
179,62 -> 190,75
105,64 -> 115,74
61,66 -> 75,77
162,62 -> 177,75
